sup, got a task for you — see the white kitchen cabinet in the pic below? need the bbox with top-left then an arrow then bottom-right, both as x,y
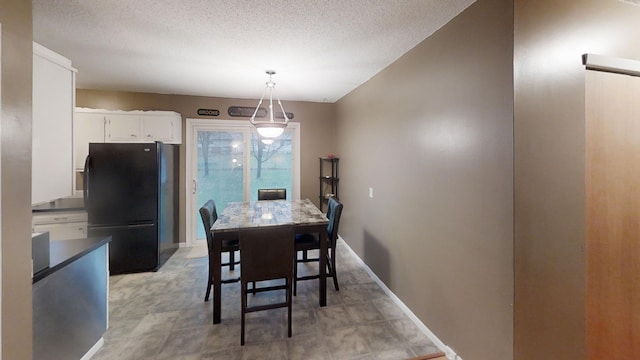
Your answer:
74,108 -> 182,178
75,108 -> 182,145
32,42 -> 76,205
106,112 -> 180,143
141,116 -> 176,141
32,211 -> 88,241
73,112 -> 106,170
106,113 -> 143,141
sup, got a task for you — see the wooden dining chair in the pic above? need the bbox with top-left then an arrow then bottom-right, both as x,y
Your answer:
199,199 -> 240,302
239,224 -> 295,345
257,188 -> 287,200
293,197 -> 343,296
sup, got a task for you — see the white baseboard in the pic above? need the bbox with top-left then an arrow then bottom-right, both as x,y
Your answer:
338,236 -> 461,360
81,337 -> 104,360
181,239 -> 206,248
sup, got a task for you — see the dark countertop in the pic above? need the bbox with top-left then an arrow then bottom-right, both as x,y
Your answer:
33,236 -> 111,283
32,196 -> 85,213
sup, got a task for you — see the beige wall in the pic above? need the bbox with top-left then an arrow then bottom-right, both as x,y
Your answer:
514,0 -> 640,358
76,90 -> 336,243
335,0 -> 514,359
0,1 -> 34,358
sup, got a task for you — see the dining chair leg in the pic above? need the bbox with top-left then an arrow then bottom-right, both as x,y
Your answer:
204,278 -> 212,301
331,253 -> 339,291
230,250 -> 236,271
205,265 -> 213,301
293,256 -> 298,296
241,281 -> 246,345
287,278 -> 292,338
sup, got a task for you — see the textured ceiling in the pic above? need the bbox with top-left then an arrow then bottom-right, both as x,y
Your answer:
33,0 -> 475,103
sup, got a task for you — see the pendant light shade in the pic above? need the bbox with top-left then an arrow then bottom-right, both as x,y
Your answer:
255,122 -> 286,138
250,70 -> 290,138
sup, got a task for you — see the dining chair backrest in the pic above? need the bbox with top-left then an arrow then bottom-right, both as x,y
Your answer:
240,224 -> 295,282
257,188 -> 287,201
239,223 -> 295,345
326,197 -> 343,245
199,199 -> 218,248
199,199 -> 240,302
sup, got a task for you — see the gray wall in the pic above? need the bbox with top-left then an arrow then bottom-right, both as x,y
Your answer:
335,0 -> 514,359
514,0 -> 640,358
0,1 -> 34,358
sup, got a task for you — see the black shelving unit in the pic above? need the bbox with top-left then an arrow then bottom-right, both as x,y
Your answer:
319,157 -> 339,212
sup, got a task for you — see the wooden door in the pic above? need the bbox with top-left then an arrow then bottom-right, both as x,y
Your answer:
585,70 -> 640,360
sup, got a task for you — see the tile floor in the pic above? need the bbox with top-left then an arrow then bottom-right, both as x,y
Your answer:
92,239 -> 440,360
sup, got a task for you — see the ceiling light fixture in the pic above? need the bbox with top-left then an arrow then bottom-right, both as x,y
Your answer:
250,70 -> 290,138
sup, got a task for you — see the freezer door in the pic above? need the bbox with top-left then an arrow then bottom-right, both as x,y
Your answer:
89,223 -> 159,274
86,143 -> 160,225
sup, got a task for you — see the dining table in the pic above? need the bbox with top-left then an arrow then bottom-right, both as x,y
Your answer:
210,198 -> 329,324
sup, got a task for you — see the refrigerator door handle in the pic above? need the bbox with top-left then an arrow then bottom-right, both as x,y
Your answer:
192,179 -> 197,195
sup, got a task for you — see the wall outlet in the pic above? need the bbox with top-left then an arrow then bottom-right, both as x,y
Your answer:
369,187 -> 374,198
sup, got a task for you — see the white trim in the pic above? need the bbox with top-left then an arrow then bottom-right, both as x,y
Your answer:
338,235 -> 461,360
33,42 -> 76,72
79,337 -> 104,360
583,53 -> 640,77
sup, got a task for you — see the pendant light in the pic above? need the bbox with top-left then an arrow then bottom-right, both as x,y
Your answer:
250,70 -> 289,138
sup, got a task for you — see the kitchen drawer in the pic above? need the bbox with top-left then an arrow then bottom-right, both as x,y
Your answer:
32,211 -> 87,225
32,222 -> 87,241
32,210 -> 88,240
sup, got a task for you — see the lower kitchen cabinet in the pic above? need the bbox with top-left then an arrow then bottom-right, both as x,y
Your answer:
32,210 -> 88,241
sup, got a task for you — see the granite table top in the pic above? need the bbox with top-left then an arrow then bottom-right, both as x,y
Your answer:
211,199 -> 328,233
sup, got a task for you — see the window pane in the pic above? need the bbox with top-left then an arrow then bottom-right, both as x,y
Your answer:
196,130 -> 244,239
249,130 -> 293,201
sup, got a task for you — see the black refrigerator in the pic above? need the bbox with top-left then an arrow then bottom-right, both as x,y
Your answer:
84,142 -> 178,274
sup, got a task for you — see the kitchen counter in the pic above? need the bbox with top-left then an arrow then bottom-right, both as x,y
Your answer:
32,236 -> 110,283
32,196 -> 88,241
32,196 -> 84,212
33,236 -> 111,360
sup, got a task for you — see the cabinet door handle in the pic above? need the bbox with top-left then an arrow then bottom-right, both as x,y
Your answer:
192,179 -> 197,195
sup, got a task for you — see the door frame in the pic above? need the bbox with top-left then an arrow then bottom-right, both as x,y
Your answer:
184,118 -> 300,247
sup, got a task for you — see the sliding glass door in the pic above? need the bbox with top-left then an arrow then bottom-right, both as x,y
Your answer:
194,129 -> 245,240
248,131 -> 293,201
187,119 -> 299,243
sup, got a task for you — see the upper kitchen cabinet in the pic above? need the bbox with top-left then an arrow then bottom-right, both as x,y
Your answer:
74,108 -> 182,170
106,112 -> 180,143
106,114 -> 142,141
32,42 -> 76,205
